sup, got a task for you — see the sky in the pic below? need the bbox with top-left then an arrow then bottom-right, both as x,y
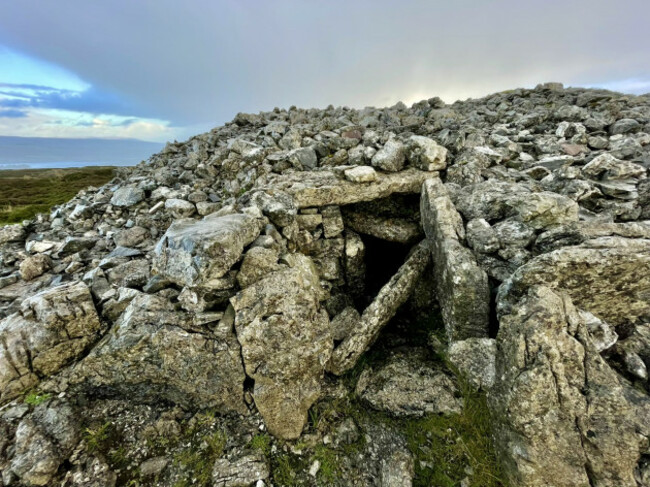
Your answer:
0,0 -> 648,143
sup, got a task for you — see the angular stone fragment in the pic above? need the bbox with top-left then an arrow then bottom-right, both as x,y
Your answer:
164,198 -> 196,218
268,168 -> 431,208
454,180 -> 579,229
212,453 -> 269,487
153,213 -> 264,288
19,254 -> 51,281
507,236 -> 650,327
110,186 -> 144,207
356,348 -> 462,416
344,165 -> 378,183
491,285 -> 644,487
236,246 -> 280,288
230,255 -> 332,439
328,241 -> 430,375
0,282 -> 102,403
582,153 -> 646,181
420,178 -> 489,341
372,138 -> 406,172
9,400 -> 80,486
72,294 -> 245,412
406,135 -> 448,171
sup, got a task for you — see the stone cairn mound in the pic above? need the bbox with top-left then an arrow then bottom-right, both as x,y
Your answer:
1,82 -> 650,486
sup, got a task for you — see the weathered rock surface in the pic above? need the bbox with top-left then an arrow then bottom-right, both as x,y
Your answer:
230,254 -> 332,439
491,285 -> 647,487
0,282 -> 102,402
71,294 -> 246,412
212,453 -> 270,487
506,236 -> 650,327
420,178 -> 490,341
268,167 -> 432,208
153,213 -> 265,289
356,348 -> 462,416
7,400 -> 80,486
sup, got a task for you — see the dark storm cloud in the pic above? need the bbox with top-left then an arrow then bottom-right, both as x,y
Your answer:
0,0 -> 648,128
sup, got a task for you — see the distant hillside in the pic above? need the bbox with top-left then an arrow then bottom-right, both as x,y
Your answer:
0,136 -> 162,168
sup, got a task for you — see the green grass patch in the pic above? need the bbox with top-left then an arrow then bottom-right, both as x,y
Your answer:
171,411 -> 227,487
0,166 -> 115,224
24,391 -> 51,406
250,433 -> 272,456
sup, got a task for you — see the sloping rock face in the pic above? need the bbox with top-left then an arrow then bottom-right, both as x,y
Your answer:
0,83 -> 649,485
70,294 -> 246,412
0,282 -> 102,402
491,285 -> 648,487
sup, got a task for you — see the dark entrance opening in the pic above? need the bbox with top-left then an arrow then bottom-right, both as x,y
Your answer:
358,233 -> 411,307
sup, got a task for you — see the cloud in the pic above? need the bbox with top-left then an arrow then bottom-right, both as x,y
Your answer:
0,82 -> 143,117
0,0 -> 648,133
0,108 -> 26,118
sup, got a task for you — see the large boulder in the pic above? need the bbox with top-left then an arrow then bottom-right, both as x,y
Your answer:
491,285 -> 647,487
420,178 -> 490,341
506,236 -> 650,327
152,213 -> 265,289
230,254 -> 333,439
454,180 -> 579,229
0,282 -> 102,403
71,294 -> 246,412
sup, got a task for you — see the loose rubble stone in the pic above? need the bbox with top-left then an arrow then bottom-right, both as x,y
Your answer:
406,135 -> 448,171
110,186 -> 145,207
19,254 -> 51,281
153,213 -> 265,288
356,348 -> 462,416
372,138 -> 406,172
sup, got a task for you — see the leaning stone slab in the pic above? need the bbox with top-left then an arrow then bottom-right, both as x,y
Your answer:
266,168 -> 432,208
152,213 -> 265,288
328,241 -> 430,375
505,236 -> 650,327
0,282 -> 102,403
491,285 -> 644,487
230,254 -> 332,439
420,178 -> 490,341
71,294 -> 246,412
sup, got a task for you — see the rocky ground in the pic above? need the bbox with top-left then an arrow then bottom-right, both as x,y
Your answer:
0,82 -> 649,486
